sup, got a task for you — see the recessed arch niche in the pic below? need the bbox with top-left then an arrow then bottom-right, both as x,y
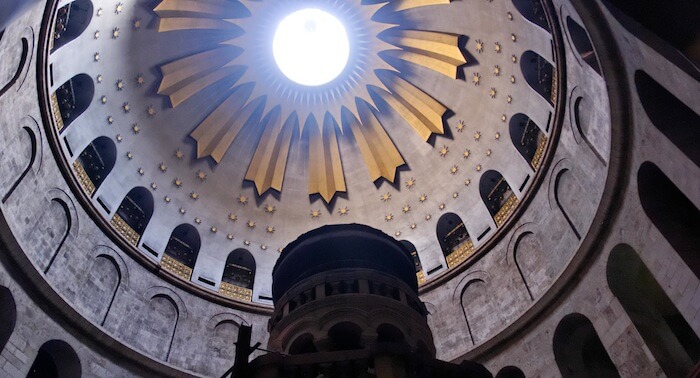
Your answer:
161,224 -> 201,281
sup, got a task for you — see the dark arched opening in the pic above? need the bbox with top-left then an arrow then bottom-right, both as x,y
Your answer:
162,224 -> 201,281
112,187 -> 154,246
511,0 -> 551,32
51,0 -> 93,52
53,74 -> 94,132
509,113 -> 547,169
607,244 -> 700,376
436,213 -> 473,268
328,322 -> 363,351
521,50 -> 556,106
377,324 -> 405,344
75,136 -> 116,196
219,248 -> 256,301
0,286 -> 16,352
27,340 -> 81,378
289,333 -> 318,355
496,366 -> 526,378
480,170 -> 518,227
553,313 -> 619,377
566,17 -> 601,75
635,71 -> 699,168
638,162 -> 700,278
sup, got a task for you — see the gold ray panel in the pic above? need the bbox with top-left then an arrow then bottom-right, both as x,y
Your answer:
377,73 -> 447,141
349,100 -> 405,182
384,30 -> 466,78
245,110 -> 297,195
393,0 -> 452,12
308,117 -> 346,203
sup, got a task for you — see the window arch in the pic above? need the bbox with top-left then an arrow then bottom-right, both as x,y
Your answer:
607,244 -> 700,376
566,17 -> 601,75
2,126 -> 38,204
509,113 -> 547,169
553,313 -> 619,377
400,240 -> 425,285
52,73 -> 94,132
638,162 -> 699,278
51,0 -> 93,52
289,333 -> 317,355
328,322 -> 363,351
219,248 -> 255,301
376,324 -> 405,344
0,286 -> 16,352
480,170 -> 519,227
161,224 -> 201,281
27,340 -> 81,378
635,71 -> 699,167
111,187 -> 154,246
520,50 -> 556,106
74,136 -> 116,196
436,213 -> 473,268
511,0 -> 550,32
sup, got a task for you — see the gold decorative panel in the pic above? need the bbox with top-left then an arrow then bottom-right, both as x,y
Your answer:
50,92 -> 64,132
110,214 -> 140,246
72,160 -> 95,196
416,271 -> 427,286
219,281 -> 253,302
494,193 -> 520,227
551,68 -> 558,105
446,239 -> 474,269
531,134 -> 548,170
161,254 -> 193,281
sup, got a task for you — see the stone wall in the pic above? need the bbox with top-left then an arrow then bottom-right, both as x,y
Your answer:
0,0 -> 697,376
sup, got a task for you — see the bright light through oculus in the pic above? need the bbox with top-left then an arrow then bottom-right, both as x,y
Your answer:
273,9 -> 350,86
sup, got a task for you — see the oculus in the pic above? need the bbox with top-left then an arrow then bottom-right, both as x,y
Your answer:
273,8 -> 350,86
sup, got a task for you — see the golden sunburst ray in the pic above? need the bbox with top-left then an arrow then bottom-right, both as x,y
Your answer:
154,0 -> 467,203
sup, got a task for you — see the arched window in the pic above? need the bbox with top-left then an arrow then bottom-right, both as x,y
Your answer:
553,313 -> 619,377
219,248 -> 255,301
376,324 -> 405,343
328,322 -> 363,351
400,240 -> 425,285
566,17 -> 601,75
289,333 -> 317,355
635,71 -> 699,167
52,74 -> 94,132
161,224 -> 201,281
74,136 -> 116,196
607,244 -> 700,376
436,213 -> 473,268
509,113 -> 547,169
51,0 -> 93,52
480,170 -> 519,227
27,340 -> 81,378
0,286 -> 16,352
638,162 -> 699,278
111,187 -> 154,246
511,0 -> 551,32
521,51 -> 556,106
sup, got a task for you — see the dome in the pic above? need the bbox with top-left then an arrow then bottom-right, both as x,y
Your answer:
0,0 -> 698,376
